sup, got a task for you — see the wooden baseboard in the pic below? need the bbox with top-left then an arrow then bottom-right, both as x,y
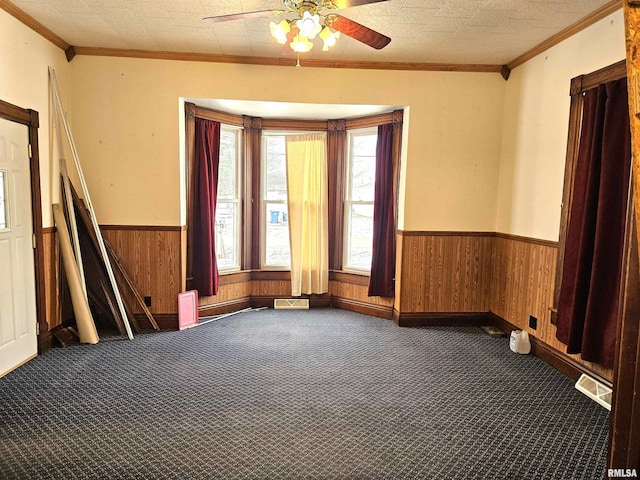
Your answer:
38,330 -> 54,353
135,313 -> 178,330
199,298 -> 251,317
331,297 -> 393,320
488,312 -> 613,388
394,311 -> 493,327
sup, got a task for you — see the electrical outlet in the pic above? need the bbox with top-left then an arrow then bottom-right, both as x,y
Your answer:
144,296 -> 152,307
529,315 -> 537,330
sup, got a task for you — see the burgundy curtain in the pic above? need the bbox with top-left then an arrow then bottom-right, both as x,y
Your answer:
556,78 -> 631,369
368,123 -> 395,297
192,118 -> 221,296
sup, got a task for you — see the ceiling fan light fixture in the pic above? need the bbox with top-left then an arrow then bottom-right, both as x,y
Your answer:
290,33 -> 314,53
204,0 -> 391,62
296,11 -> 321,39
319,26 -> 340,51
269,19 -> 291,44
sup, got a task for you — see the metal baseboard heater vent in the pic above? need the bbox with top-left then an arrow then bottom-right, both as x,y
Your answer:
575,373 -> 612,410
274,299 -> 309,310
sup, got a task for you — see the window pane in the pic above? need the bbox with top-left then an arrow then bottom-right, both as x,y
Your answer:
215,202 -> 238,270
265,136 -> 287,201
346,204 -> 373,270
218,130 -> 237,199
353,133 -> 377,156
350,134 -> 377,201
264,202 -> 290,267
0,171 -> 6,229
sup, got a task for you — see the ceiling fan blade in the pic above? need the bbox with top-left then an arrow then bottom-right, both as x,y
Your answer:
203,10 -> 278,23
331,0 -> 389,9
327,15 -> 391,50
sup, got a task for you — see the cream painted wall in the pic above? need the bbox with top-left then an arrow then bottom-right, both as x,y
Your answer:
0,10 -> 71,228
496,10 -> 626,241
68,56 -> 506,228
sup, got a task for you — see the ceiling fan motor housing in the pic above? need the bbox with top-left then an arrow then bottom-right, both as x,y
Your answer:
283,0 -> 337,15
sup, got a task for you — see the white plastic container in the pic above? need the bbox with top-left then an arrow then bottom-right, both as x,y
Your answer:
509,330 -> 531,354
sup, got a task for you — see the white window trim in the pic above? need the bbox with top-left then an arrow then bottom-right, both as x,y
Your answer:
216,125 -> 242,273
260,131 -> 291,270
343,127 -> 377,274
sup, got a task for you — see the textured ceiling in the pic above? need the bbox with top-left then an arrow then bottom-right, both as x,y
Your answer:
9,0 -> 615,65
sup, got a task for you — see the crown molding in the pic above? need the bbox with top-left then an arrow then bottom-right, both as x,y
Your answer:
71,47 -> 503,73
507,0 -> 622,70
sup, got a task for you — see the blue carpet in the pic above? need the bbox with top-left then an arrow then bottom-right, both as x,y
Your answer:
0,308 -> 609,479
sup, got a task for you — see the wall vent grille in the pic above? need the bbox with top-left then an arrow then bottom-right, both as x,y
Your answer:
575,374 -> 612,410
274,299 -> 310,310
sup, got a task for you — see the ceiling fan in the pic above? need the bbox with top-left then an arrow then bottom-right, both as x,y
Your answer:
203,0 -> 391,55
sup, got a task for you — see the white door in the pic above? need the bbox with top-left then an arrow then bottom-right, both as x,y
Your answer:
0,117 -> 37,377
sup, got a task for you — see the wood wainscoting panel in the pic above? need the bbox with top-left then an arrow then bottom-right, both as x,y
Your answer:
329,280 -> 393,307
251,280 -> 292,298
397,232 -> 493,313
199,280 -> 251,308
490,234 -> 612,381
490,235 -> 557,331
101,226 -> 182,318
394,232 -> 404,313
329,280 -> 394,319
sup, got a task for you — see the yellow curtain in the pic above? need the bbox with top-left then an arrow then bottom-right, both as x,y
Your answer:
286,133 -> 329,296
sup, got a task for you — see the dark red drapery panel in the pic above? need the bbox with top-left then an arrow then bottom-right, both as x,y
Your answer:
368,123 -> 395,297
556,78 -> 631,369
192,118 -> 221,296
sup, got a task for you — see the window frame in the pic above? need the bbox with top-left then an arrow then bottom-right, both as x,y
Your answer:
551,59 -> 627,323
215,125 -> 243,273
260,131 -> 292,270
259,129 -> 327,270
342,126 -> 378,273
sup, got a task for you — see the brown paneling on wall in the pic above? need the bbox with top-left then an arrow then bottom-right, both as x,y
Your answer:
330,280 -> 394,319
396,230 -> 613,381
490,234 -> 612,381
397,232 -> 493,313
199,281 -> 252,309
100,226 -> 182,317
197,267 -> 393,318
490,235 -> 557,331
